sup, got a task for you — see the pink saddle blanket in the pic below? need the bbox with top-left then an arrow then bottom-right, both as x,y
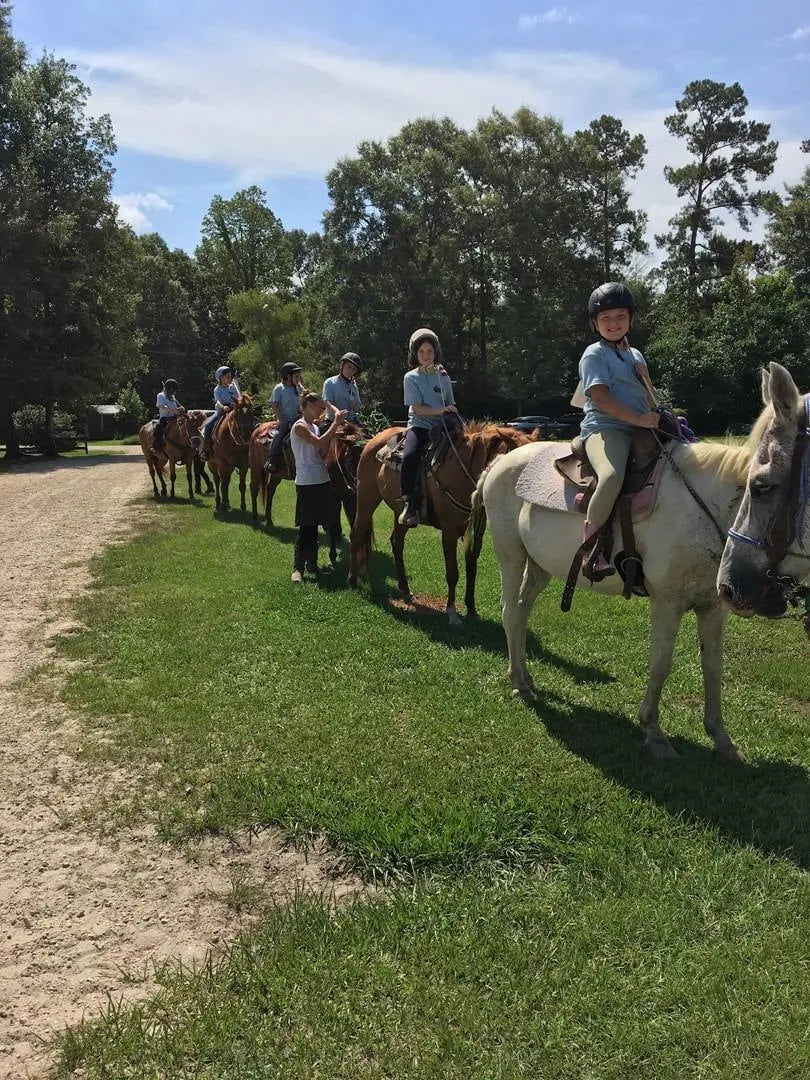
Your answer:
515,443 -> 662,522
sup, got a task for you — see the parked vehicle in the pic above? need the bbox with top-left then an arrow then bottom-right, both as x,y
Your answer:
504,414 -> 580,440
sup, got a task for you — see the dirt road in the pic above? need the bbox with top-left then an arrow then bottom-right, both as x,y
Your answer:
0,451 -> 354,1078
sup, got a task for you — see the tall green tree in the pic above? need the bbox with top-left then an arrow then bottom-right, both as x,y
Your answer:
767,165 -> 810,293
467,108 -> 597,405
1,49 -> 142,455
131,234 -> 209,407
657,80 -> 778,297
0,3 -> 28,454
572,114 -> 648,279
323,117 -> 474,410
227,290 -> 310,398
197,186 -> 293,294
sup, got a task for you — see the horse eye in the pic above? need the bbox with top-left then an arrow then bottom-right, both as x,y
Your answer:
750,478 -> 775,497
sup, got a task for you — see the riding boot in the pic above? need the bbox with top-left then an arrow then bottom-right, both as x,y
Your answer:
582,520 -> 615,581
398,496 -> 419,527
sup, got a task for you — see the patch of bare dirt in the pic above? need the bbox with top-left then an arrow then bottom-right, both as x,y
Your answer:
387,593 -> 449,615
0,451 -> 363,1078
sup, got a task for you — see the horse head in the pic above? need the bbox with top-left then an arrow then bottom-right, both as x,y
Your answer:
718,362 -> 810,617
233,394 -> 257,443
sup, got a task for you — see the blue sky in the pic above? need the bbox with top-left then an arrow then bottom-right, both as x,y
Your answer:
11,0 -> 810,259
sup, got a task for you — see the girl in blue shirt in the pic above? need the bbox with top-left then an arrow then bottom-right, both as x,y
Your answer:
398,328 -> 459,527
578,282 -> 659,579
201,366 -> 240,459
268,362 -> 306,472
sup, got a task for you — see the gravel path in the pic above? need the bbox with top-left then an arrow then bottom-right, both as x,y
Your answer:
0,451 -> 355,1078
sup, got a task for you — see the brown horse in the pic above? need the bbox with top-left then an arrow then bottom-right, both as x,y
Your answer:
139,410 -> 206,500
348,421 -> 536,624
209,395 -> 255,514
249,419 -> 366,529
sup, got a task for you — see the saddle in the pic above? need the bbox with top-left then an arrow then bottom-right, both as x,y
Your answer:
553,411 -> 684,608
375,427 -> 454,474
376,429 -> 444,527
257,424 -> 296,479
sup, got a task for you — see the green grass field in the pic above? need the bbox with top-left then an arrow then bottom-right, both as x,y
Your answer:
51,484 -> 810,1077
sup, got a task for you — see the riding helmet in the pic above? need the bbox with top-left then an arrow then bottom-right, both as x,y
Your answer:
339,351 -> 362,371
587,282 -> 635,320
214,365 -> 233,380
280,361 -> 303,378
408,328 -> 442,364
163,378 -> 179,390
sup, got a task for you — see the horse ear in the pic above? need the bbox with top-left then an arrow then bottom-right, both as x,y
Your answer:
767,362 -> 799,423
761,368 -> 771,405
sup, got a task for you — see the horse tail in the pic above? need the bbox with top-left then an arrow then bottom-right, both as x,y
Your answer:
465,474 -> 488,560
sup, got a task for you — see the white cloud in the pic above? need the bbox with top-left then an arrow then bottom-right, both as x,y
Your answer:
519,8 -> 577,29
789,25 -> 810,40
69,32 -> 654,178
68,31 -> 805,256
113,191 -> 173,232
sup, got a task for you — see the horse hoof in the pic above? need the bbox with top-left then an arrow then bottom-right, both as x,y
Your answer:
511,685 -> 535,704
645,738 -> 679,760
447,611 -> 462,627
716,742 -> 744,764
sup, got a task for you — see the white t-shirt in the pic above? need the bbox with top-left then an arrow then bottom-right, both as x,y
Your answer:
291,420 -> 330,486
156,392 -> 182,418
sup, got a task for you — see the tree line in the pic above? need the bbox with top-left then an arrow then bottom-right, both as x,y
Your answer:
1,2 -> 808,456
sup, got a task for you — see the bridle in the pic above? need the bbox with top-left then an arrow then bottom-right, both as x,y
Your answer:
726,394 -> 810,613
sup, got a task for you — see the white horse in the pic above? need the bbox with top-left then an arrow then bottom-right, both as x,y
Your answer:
718,362 -> 810,621
476,372 -> 803,761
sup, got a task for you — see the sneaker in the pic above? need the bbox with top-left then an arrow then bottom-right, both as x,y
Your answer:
397,500 -> 419,527
291,570 -> 303,583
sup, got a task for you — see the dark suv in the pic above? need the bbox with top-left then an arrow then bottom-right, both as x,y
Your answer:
504,414 -> 580,440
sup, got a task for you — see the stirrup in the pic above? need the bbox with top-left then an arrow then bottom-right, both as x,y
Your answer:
582,543 -> 615,583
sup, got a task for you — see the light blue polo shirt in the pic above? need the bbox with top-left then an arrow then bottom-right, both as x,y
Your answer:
580,341 -> 650,439
271,382 -> 303,423
213,384 -> 240,411
322,375 -> 362,419
403,367 -> 455,430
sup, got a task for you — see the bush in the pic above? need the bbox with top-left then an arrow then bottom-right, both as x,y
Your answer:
115,383 -> 147,434
12,404 -> 81,452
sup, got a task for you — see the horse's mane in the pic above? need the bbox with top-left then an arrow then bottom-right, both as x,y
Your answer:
677,404 -> 773,486
462,419 -> 508,435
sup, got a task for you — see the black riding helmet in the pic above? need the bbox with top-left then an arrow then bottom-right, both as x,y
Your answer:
163,378 -> 179,390
339,351 -> 362,371
279,361 -> 303,378
587,282 -> 635,320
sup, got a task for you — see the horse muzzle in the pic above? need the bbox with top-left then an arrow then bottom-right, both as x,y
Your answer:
717,578 -> 789,619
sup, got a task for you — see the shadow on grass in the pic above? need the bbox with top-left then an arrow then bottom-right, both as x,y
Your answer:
349,577 -> 614,684
529,688 -> 810,871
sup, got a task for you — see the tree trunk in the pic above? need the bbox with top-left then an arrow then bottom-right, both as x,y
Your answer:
3,406 -> 22,460
43,400 -> 58,457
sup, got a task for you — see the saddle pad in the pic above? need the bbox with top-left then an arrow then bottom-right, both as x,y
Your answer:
516,443 -> 663,522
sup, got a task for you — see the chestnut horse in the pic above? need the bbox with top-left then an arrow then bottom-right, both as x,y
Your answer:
209,395 -> 255,514
249,419 -> 366,528
139,410 -> 206,500
348,421 -> 535,624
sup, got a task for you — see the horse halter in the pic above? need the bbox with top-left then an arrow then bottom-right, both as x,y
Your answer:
727,394 -> 810,613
